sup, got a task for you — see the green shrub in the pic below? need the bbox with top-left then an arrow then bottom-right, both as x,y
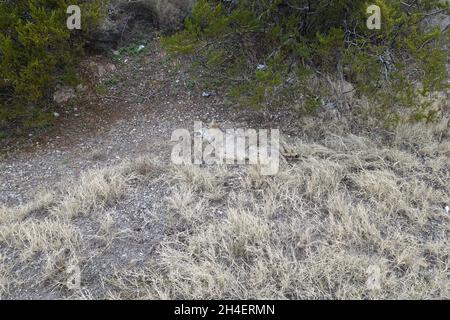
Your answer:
0,0 -> 105,130
163,0 -> 449,122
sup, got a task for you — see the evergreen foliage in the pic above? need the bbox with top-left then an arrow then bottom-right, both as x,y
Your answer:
164,0 -> 449,122
0,0 -> 104,129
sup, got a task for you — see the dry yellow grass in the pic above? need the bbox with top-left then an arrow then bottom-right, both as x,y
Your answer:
109,118 -> 449,300
0,157 -> 157,298
0,120 -> 449,299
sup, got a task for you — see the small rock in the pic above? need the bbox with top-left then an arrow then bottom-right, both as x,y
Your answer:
88,61 -> 106,78
257,63 -> 268,71
137,45 -> 145,53
53,112 -> 60,118
106,63 -> 116,72
202,91 -> 216,98
129,259 -> 139,267
445,205 -> 449,214
53,87 -> 75,104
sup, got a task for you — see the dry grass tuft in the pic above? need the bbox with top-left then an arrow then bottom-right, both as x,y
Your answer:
0,157 -> 159,297
51,167 -> 132,219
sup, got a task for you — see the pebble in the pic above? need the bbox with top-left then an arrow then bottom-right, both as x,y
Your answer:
257,63 -> 268,71
202,91 -> 216,98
